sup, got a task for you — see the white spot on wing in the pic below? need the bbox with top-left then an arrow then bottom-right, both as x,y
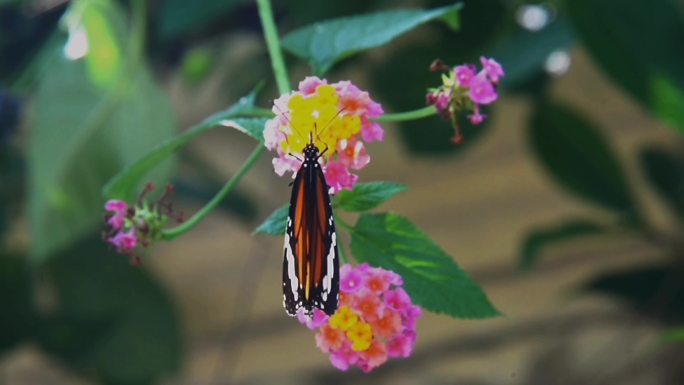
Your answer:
284,233 -> 299,302
321,232 -> 336,298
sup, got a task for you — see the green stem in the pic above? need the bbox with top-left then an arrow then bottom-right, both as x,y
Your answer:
257,0 -> 291,94
161,0 -> 290,240
130,0 -> 146,68
375,105 -> 437,123
161,145 -> 266,240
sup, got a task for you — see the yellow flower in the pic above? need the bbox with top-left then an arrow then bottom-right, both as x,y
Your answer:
346,321 -> 373,352
280,84 -> 361,157
329,306 -> 358,331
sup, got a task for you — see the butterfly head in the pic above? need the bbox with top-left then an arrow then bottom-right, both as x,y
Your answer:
303,142 -> 320,160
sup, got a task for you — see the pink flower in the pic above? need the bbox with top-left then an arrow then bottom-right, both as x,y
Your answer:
299,76 -> 328,95
380,269 -> 403,286
298,308 -> 330,330
425,57 -> 504,144
454,64 -> 476,88
109,230 -> 137,252
384,287 -> 411,312
403,305 -> 423,330
468,71 -> 498,105
480,56 -> 504,84
263,119 -> 285,151
355,293 -> 384,322
324,161 -> 358,193
359,341 -> 388,372
105,200 -> 128,231
272,155 -> 301,177
361,121 -> 384,143
387,330 -> 416,358
103,184 -> 180,265
337,138 -> 370,170
316,324 -> 345,352
329,343 -> 359,371
371,311 -> 402,339
265,78 -> 384,191
304,264 -> 421,372
105,199 -> 128,214
468,108 -> 486,125
340,265 -> 366,293
365,272 -> 391,294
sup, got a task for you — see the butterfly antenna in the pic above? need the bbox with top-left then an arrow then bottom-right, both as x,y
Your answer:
312,107 -> 347,154
274,104 -> 306,139
316,108 -> 345,139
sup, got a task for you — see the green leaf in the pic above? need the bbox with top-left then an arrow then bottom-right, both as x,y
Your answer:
0,146 -> 24,236
38,237 -> 181,384
253,204 -> 289,236
335,182 -> 407,212
29,34 -> 176,262
0,253 -> 34,352
78,0 -> 124,88
351,213 -> 500,319
103,90 -> 269,201
282,3 -> 463,75
639,147 -> 684,219
520,220 -> 603,270
585,265 -> 684,324
567,0 -> 684,134
493,18 -> 575,89
530,102 -> 637,216
158,0 -> 243,41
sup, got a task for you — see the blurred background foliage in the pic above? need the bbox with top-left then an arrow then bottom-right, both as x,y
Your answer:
1,0 -> 684,384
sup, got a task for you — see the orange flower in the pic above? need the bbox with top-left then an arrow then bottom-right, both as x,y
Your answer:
371,311 -> 402,339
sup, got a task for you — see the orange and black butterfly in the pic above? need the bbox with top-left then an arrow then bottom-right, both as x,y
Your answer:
282,135 -> 340,317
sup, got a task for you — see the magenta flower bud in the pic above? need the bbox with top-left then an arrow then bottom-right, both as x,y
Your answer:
480,56 -> 504,84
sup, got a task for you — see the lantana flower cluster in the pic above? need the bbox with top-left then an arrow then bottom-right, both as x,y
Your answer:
103,184 -> 180,264
426,57 -> 504,143
264,77 -> 384,193
298,264 -> 422,372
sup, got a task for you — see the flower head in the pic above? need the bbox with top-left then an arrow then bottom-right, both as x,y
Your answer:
102,184 -> 181,265
426,57 -> 504,143
298,264 -> 421,372
480,56 -> 504,84
265,77 -> 384,193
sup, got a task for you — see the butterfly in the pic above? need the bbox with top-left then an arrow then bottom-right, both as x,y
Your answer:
282,133 -> 340,317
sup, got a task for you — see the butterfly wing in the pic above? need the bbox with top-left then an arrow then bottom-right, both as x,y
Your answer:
282,159 -> 339,316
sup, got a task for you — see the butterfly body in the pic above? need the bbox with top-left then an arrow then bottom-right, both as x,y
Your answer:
283,142 -> 340,317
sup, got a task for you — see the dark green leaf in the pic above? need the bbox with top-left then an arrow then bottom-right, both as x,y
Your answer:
253,204 -> 289,236
520,220 -> 603,270
282,3 -> 463,75
103,90 -> 269,201
0,254 -> 34,352
335,182 -> 407,212
29,27 -> 176,262
639,147 -> 684,219
493,18 -> 575,89
0,145 -> 24,235
158,0 -> 243,41
530,102 -> 637,216
585,265 -> 684,325
567,0 -> 684,134
38,237 -> 181,384
351,213 -> 500,319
